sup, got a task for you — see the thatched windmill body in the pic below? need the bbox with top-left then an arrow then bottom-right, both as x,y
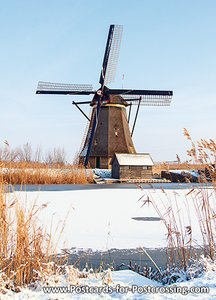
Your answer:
36,25 -> 173,168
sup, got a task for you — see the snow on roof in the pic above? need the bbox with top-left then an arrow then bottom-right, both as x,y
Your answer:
112,153 -> 154,166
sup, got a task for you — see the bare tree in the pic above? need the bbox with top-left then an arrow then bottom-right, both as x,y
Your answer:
0,144 -> 19,162
17,142 -> 32,162
44,150 -> 54,165
0,141 -> 67,165
23,142 -> 32,162
34,146 -> 43,163
53,147 -> 66,165
44,147 -> 66,166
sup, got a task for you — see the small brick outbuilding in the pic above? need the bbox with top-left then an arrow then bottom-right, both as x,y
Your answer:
111,153 -> 154,179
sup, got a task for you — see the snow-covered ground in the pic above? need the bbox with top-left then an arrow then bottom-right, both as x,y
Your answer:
93,169 -> 112,179
2,267 -> 216,299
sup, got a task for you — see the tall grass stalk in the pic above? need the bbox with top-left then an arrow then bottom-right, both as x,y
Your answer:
140,130 -> 216,271
184,128 -> 216,259
0,183 -> 68,288
139,186 -> 193,271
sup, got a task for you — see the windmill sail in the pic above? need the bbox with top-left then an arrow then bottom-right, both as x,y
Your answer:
105,88 -> 173,96
85,24 -> 123,166
121,94 -> 172,106
99,25 -> 123,86
36,81 -> 94,95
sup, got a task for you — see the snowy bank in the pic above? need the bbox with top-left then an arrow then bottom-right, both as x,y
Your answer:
2,268 -> 215,299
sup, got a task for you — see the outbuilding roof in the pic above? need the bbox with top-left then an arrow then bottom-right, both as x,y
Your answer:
111,153 -> 154,166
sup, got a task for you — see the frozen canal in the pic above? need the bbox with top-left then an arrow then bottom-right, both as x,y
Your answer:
8,183 -> 212,269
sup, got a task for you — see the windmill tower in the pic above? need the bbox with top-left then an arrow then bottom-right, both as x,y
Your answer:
36,25 -> 173,169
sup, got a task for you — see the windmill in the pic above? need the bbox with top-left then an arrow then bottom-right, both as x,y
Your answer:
36,25 -> 173,169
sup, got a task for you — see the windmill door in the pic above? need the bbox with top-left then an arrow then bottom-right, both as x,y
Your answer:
96,157 -> 100,168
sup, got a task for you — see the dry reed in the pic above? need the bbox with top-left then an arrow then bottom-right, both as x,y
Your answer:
0,182 -> 72,290
0,142 -> 94,184
0,163 -> 93,185
140,129 -> 216,271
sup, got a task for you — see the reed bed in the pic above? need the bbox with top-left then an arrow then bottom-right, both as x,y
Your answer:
0,142 -> 94,184
0,183 -> 61,290
0,181 -> 110,291
0,163 -> 93,185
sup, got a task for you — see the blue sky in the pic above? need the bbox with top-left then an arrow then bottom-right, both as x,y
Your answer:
1,0 -> 216,162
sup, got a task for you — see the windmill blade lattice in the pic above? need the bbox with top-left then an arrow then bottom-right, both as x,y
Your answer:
121,94 -> 172,106
104,25 -> 123,85
105,88 -> 173,96
99,25 -> 123,86
36,81 -> 94,95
